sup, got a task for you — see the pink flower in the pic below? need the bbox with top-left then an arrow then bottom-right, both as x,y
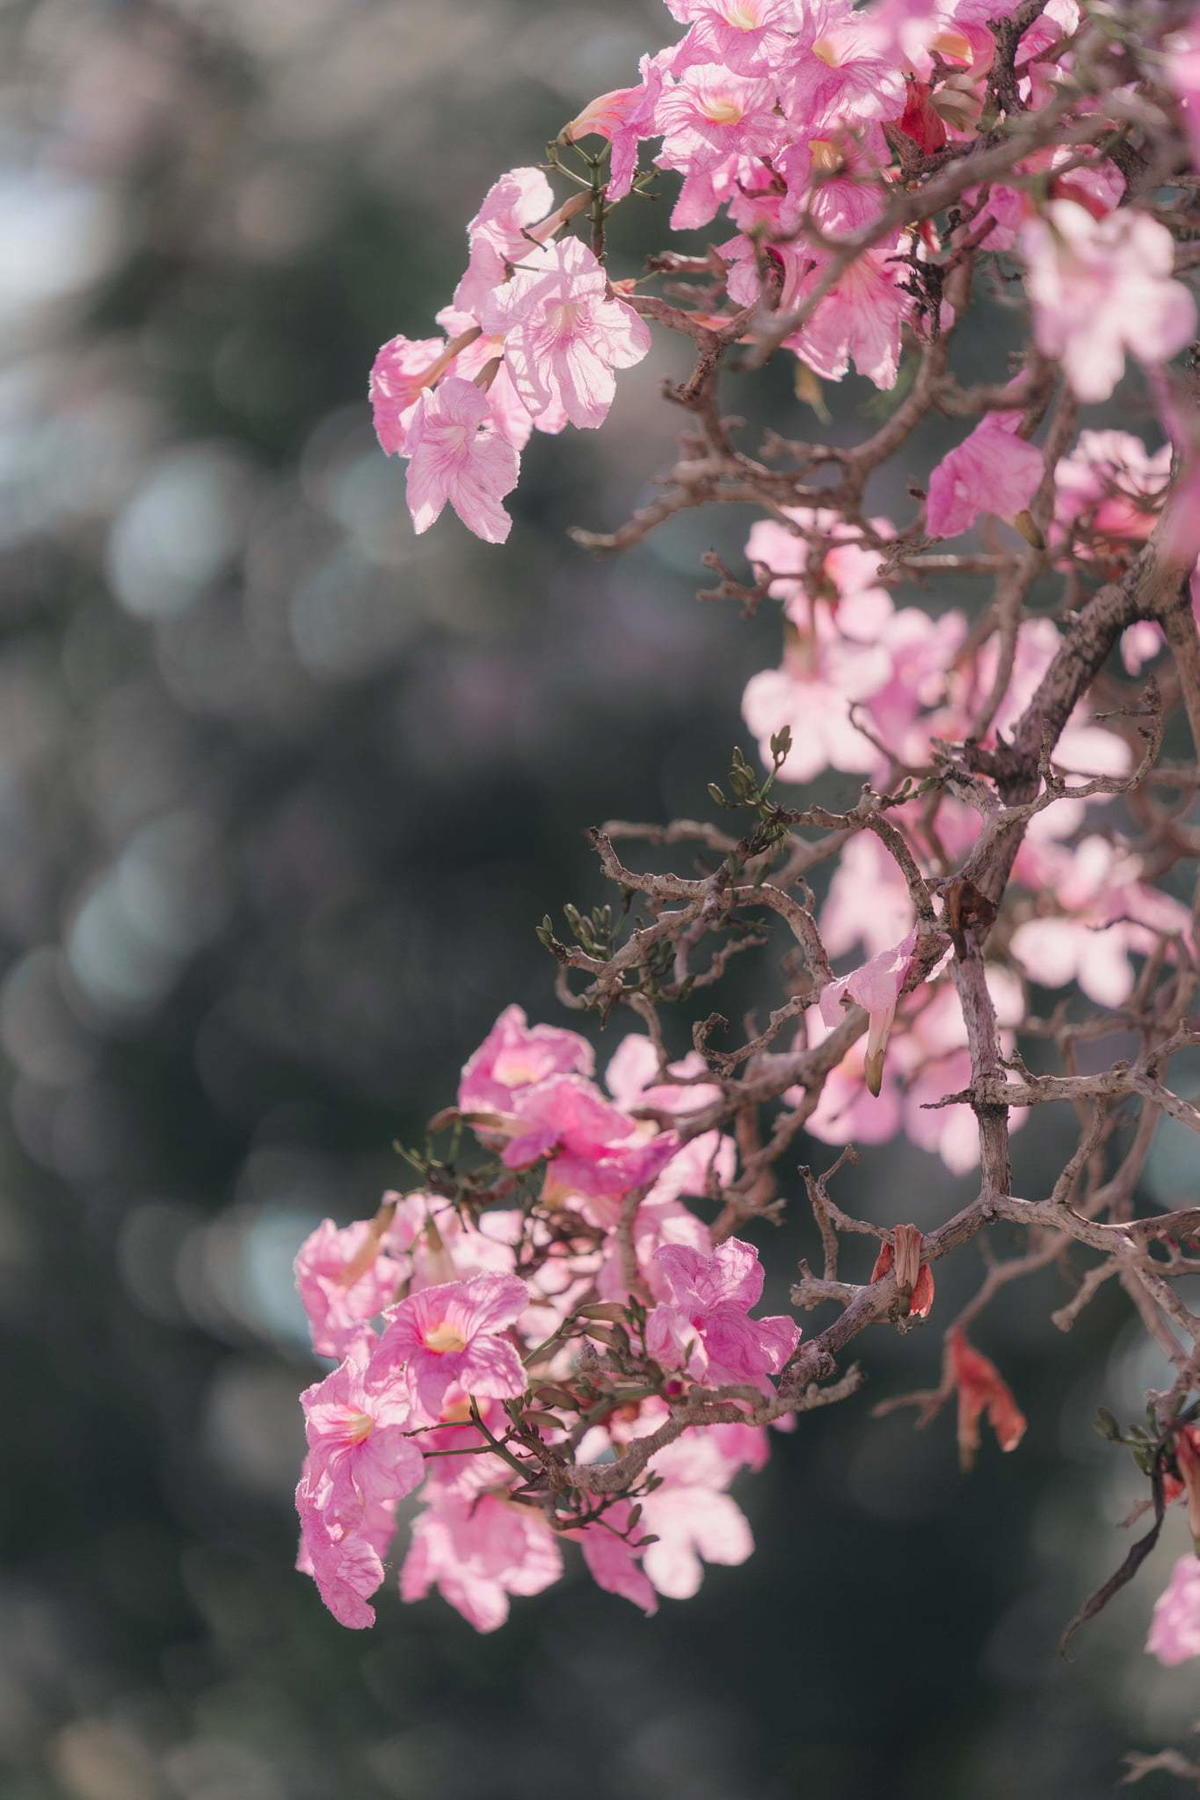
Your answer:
819,928 -> 919,1096
296,1483 -> 394,1629
780,0 -> 906,133
369,333 -> 449,457
578,1502 -> 660,1614
645,1237 -> 799,1389
294,1214 -> 405,1359
376,1272 -> 528,1419
654,66 -> 782,227
666,0 -> 800,78
821,831 -> 916,959
452,166 -> 554,317
1148,1555 -> 1200,1666
299,1336 -> 424,1530
500,1073 -> 681,1205
1021,202 -> 1196,403
563,53 -> 667,201
481,236 -> 651,431
577,1416 -> 756,1610
926,413 -> 1044,539
387,1192 -> 522,1289
458,1003 -> 594,1123
404,376 -> 520,543
401,1492 -> 563,1632
785,241 -> 916,390
603,1034 -> 735,1210
635,1430 -> 754,1599
1010,836 -> 1192,1007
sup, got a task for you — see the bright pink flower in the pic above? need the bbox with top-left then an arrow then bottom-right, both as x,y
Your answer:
785,241 -> 915,390
819,928 -> 919,1096
646,1237 -> 799,1389
433,305 -> 537,447
401,1492 -> 562,1632
1021,201 -> 1196,403
458,1003 -> 594,1123
603,1034 -> 734,1210
780,0 -> 906,133
654,66 -> 781,171
453,166 -> 554,317
296,1483 -> 394,1629
654,66 -> 782,226
578,1502 -> 660,1614
376,1272 -> 528,1419
299,1336 -> 424,1529
665,0 -> 800,77
295,1213 -> 405,1359
500,1073 -> 681,1204
562,53 -> 667,201
387,1192 -> 521,1289
480,236 -> 650,430
577,1415 -> 756,1609
369,333 -> 448,457
404,376 -> 520,543
1148,1555 -> 1200,1666
926,412 -> 1044,539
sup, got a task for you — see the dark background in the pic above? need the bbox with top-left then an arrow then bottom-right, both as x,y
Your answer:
2,2 -> 1198,1795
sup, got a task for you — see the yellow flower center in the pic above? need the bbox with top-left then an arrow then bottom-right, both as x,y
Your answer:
702,95 -> 746,126
343,1410 -> 374,1445
726,1 -> 759,27
492,1050 -> 544,1086
931,27 -> 972,64
548,300 -> 581,336
424,1321 -> 468,1355
811,35 -> 841,67
809,138 -> 842,175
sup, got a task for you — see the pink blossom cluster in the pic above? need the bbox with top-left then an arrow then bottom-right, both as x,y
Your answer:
370,0 -> 1197,544
371,180 -> 650,541
294,1007 -> 796,1632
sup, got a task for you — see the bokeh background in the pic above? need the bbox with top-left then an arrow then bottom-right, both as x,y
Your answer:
3,1 -> 1199,1795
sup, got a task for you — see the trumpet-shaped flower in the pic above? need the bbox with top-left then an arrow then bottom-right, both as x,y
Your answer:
401,1492 -> 563,1632
480,236 -> 651,430
1021,201 -> 1196,403
376,1272 -> 528,1419
458,1003 -> 594,1122
563,53 -> 668,200
296,1484 -> 395,1629
1148,1555 -> 1200,1666
453,166 -> 554,317
666,0 -> 800,77
926,412 -> 1044,539
404,376 -> 520,543
295,1214 -> 405,1359
299,1336 -> 424,1530
820,928 -> 919,1096
646,1237 -> 798,1388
